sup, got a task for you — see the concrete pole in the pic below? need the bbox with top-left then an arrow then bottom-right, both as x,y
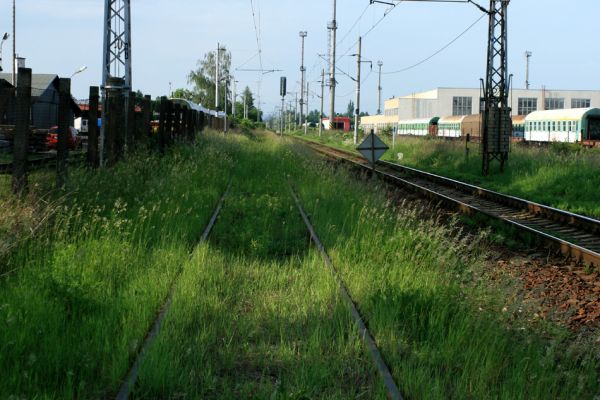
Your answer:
243,92 -> 247,119
525,51 -> 532,90
215,43 -> 220,109
232,79 -> 237,118
304,82 -> 309,135
377,60 -> 383,115
320,69 -> 324,137
329,0 -> 337,130
354,37 -> 362,145
299,31 -> 307,131
280,97 -> 284,136
224,79 -> 228,133
12,0 -> 16,86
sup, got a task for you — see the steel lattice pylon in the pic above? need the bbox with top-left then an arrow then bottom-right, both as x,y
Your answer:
102,0 -> 132,90
481,0 -> 510,176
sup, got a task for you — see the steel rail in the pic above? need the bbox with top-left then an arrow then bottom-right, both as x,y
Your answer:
288,181 -> 404,400
294,138 -> 600,266
115,180 -> 232,400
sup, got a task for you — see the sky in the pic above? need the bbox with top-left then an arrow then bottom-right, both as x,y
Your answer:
2,0 -> 599,118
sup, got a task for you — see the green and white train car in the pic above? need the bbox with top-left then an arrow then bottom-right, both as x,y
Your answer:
524,108 -> 600,143
397,117 -> 439,136
437,115 -> 467,138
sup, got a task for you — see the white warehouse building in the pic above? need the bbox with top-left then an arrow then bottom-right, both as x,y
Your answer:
361,87 -> 600,133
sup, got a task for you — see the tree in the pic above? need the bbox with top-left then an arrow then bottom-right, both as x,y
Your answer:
234,86 -> 262,121
307,109 -> 321,124
188,47 -> 231,110
346,100 -> 355,118
172,88 -> 194,101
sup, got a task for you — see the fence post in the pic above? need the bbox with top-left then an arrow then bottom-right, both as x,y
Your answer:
56,78 -> 71,189
143,95 -> 152,143
87,86 -> 99,169
105,77 -> 125,166
127,91 -> 136,152
158,96 -> 167,154
12,68 -> 32,195
172,104 -> 181,143
164,100 -> 173,148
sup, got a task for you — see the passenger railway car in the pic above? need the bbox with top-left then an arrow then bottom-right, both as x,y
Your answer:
397,117 -> 439,136
524,108 -> 600,143
437,115 -> 466,138
511,116 -> 526,139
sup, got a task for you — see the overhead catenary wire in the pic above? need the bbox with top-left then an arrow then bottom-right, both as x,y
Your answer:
383,13 -> 486,75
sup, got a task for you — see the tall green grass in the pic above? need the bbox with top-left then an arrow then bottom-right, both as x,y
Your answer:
1,131 -> 597,399
0,137 -> 234,398
134,136 -> 386,398
290,137 -> 599,399
292,130 -> 600,218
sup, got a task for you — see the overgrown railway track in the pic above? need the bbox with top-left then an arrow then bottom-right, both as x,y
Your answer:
294,138 -> 600,267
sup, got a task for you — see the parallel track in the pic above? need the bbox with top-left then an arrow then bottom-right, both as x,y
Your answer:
295,138 -> 600,266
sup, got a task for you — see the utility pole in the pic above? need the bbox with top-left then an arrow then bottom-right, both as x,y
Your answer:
243,91 -> 247,119
103,0 -> 132,90
215,43 -> 220,109
481,0 -> 511,176
320,69 -> 325,137
354,37 -> 362,145
232,79 -> 237,118
12,0 -> 15,86
377,60 -> 383,115
299,31 -> 307,131
280,76 -> 286,136
305,82 -> 309,135
102,0 -> 132,167
524,50 -> 532,90
224,77 -> 228,133
328,0 -> 337,130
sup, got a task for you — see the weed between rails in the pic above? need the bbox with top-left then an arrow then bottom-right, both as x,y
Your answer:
133,136 -> 386,398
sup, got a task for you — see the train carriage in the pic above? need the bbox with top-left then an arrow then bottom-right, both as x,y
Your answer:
397,117 -> 439,137
437,115 -> 466,138
524,108 -> 600,143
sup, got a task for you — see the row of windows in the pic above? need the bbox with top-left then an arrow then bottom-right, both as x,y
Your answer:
526,120 -> 578,132
399,123 -> 429,130
439,123 -> 461,130
452,97 -> 472,116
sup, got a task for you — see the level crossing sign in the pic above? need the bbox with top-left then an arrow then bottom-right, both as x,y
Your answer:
357,133 -> 389,166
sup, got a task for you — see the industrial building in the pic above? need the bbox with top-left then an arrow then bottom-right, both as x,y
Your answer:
361,87 -> 600,133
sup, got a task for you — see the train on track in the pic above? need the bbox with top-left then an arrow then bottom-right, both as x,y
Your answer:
372,107 -> 600,147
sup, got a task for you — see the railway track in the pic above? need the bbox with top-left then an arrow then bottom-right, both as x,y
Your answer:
293,138 -> 600,267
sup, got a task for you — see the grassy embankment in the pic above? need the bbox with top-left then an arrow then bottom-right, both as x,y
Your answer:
291,129 -> 600,218
0,130 -> 598,399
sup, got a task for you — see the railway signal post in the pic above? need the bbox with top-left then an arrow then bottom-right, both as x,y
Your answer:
280,77 -> 287,136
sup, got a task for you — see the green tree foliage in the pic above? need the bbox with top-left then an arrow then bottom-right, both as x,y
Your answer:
234,86 -> 262,122
171,88 -> 194,101
188,47 -> 231,110
346,100 -> 355,118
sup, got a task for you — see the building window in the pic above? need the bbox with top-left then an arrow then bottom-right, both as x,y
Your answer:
571,98 -> 591,109
452,97 -> 472,116
518,98 -> 537,115
545,98 -> 564,110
